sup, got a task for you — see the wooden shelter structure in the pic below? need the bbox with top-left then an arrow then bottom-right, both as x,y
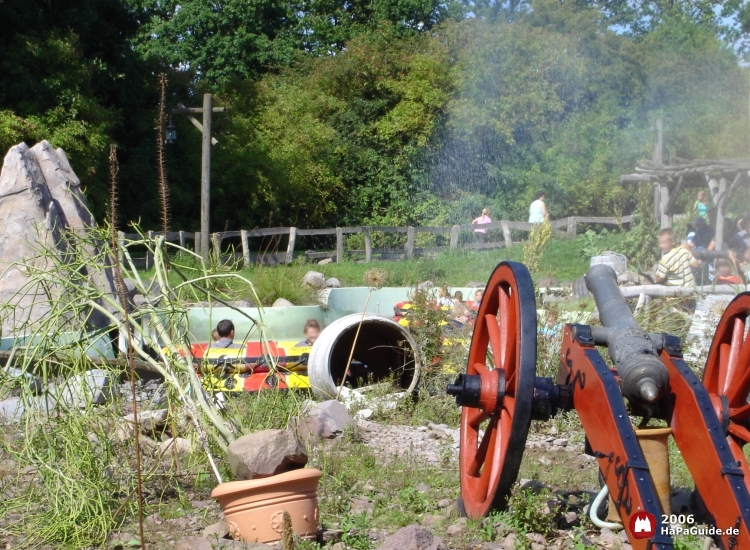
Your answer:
620,119 -> 750,250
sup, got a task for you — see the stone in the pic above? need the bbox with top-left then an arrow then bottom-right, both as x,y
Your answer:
176,537 -> 273,549
417,280 -> 434,291
290,400 -> 352,441
319,528 -> 343,543
378,525 -> 448,550
325,277 -> 342,289
202,519 -> 229,539
354,408 -> 373,420
536,277 -> 558,288
0,397 -> 24,423
501,533 -> 517,550
159,437 -> 192,456
552,438 -> 568,447
123,408 -> 169,433
230,299 -> 255,308
350,496 -> 374,515
272,298 -> 294,308
226,429 -> 307,480
446,524 -> 465,536
416,482 -> 430,494
302,271 -> 326,289
56,369 -> 116,407
318,258 -> 333,265
2,368 -> 43,394
465,281 -> 484,288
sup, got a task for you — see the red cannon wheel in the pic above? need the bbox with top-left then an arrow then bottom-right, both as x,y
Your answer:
451,261 -> 537,519
703,292 -> 750,454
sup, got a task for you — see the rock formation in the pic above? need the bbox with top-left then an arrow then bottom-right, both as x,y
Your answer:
0,141 -> 117,334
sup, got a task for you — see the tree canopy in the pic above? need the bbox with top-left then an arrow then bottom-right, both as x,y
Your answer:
0,0 -> 748,231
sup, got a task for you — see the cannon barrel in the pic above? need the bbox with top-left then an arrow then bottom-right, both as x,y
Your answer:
585,265 -> 669,404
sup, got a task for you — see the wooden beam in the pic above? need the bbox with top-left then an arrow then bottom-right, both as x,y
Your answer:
240,230 -> 250,267
659,179 -> 671,229
664,175 -> 684,215
335,227 -> 343,263
405,226 -> 415,260
715,177 -> 727,250
363,227 -> 372,262
501,221 -> 513,247
450,225 -> 459,248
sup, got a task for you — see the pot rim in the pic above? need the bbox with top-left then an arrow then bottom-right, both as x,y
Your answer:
211,468 -> 322,499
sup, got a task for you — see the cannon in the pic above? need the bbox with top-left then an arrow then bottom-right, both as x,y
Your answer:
446,261 -> 750,549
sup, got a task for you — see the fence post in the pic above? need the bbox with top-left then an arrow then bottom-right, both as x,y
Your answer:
178,230 -> 186,254
567,217 -> 577,239
240,230 -> 250,267
117,231 -> 125,264
286,227 -> 297,265
194,232 -> 201,258
146,230 -> 155,270
405,226 -> 415,259
450,225 -> 460,248
501,221 -> 513,248
336,227 -> 344,263
211,233 -> 221,259
363,227 -> 372,262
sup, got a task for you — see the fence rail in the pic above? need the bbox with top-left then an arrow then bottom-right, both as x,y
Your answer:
121,215 -> 632,269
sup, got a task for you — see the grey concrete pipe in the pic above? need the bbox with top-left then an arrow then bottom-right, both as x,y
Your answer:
307,313 -> 422,399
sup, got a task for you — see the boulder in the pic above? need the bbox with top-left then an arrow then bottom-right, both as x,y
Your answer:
318,258 -> 333,265
55,369 -> 116,408
417,280 -> 434,291
302,271 -> 326,289
378,525 -> 448,550
289,400 -> 352,441
230,299 -> 255,308
123,408 -> 169,433
202,519 -> 229,539
272,298 -> 294,308
159,437 -> 192,456
536,277 -> 558,288
325,277 -> 342,289
226,429 -> 307,480
2,367 -> 43,394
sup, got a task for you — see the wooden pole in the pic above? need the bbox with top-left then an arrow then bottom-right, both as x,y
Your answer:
716,177 -> 727,250
146,230 -> 155,270
286,227 -> 297,265
654,118 -> 663,165
240,229 -> 250,267
335,227 -> 343,263
194,232 -> 201,258
659,179 -> 671,229
363,227 -> 372,262
178,230 -> 185,254
501,221 -> 513,247
654,183 -> 661,223
117,231 -> 125,264
450,225 -> 459,248
405,226 -> 415,259
566,217 -> 577,239
200,93 -> 212,262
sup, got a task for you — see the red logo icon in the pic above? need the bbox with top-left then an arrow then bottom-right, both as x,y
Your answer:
629,511 -> 656,539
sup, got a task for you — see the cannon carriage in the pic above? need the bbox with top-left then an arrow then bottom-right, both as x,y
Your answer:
446,261 -> 750,549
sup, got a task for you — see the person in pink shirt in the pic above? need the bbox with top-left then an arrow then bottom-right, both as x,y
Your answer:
472,208 -> 492,242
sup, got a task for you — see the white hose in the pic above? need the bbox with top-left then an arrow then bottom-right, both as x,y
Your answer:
590,484 -> 624,531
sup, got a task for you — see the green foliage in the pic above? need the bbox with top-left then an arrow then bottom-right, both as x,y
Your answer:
523,221 -> 552,274
580,228 -> 611,259
503,488 -> 558,538
620,187 -> 661,270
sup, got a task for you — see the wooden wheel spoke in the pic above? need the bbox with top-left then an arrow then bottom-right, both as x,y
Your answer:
723,317 -> 746,395
730,403 -> 750,422
468,416 -> 498,479
728,423 -> 750,444
467,407 -> 489,428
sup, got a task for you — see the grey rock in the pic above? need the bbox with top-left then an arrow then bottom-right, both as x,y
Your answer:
176,536 -> 274,549
56,369 -> 116,407
536,277 -> 558,288
290,400 -> 352,441
465,281 -> 484,288
202,519 -> 229,539
123,408 -> 168,433
2,368 -> 43,394
354,408 -> 373,420
416,280 -> 434,291
318,258 -> 333,265
349,496 -> 374,515
319,528 -> 343,543
415,482 -> 430,494
378,525 -> 448,550
272,298 -> 294,308
325,277 -> 342,289
552,438 -> 568,447
226,429 -> 307,480
445,524 -> 464,536
501,533 -> 517,550
159,437 -> 192,456
0,397 -> 24,423
230,299 -> 255,308
302,271 -> 326,289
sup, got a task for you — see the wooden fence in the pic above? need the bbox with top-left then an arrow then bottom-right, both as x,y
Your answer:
121,215 -> 632,268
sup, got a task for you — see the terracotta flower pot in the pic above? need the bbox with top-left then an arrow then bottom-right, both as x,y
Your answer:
211,468 -> 322,543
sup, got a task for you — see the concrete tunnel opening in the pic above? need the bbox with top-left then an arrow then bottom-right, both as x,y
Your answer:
307,313 -> 422,399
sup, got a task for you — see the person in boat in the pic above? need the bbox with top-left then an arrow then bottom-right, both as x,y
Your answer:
296,319 -> 321,347
211,329 -> 220,342
214,319 -> 242,349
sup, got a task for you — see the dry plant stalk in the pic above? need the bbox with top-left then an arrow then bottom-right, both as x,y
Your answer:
156,73 -> 170,241
108,144 -> 146,550
523,220 -> 552,274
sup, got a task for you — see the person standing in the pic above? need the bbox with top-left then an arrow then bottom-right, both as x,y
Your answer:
694,190 -> 709,221
472,208 -> 492,242
529,191 -> 548,223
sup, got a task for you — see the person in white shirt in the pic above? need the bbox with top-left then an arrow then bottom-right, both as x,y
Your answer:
529,191 -> 548,223
472,208 -> 492,242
